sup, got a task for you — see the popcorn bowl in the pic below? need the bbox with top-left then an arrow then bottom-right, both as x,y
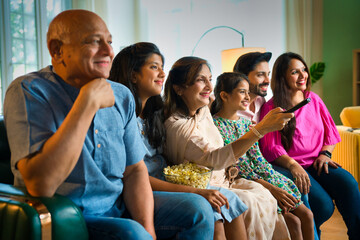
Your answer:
163,163 -> 212,189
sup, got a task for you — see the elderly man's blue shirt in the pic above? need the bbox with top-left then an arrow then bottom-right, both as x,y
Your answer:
4,66 -> 146,215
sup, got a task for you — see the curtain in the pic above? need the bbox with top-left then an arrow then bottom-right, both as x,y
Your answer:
71,0 -> 108,24
286,0 -> 323,97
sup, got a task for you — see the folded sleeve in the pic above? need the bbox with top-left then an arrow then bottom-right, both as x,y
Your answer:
316,95 -> 341,145
4,78 -> 58,170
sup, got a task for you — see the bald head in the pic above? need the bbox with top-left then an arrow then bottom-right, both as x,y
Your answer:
46,9 -> 114,88
47,10 -> 106,51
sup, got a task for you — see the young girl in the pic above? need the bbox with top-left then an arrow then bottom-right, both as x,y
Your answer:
211,72 -> 314,240
109,42 -> 248,240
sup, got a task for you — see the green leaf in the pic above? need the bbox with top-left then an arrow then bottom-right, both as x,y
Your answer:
310,62 -> 325,84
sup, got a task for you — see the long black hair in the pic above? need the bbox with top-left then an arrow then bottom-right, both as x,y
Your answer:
271,52 -> 311,150
211,72 -> 249,115
109,42 -> 165,149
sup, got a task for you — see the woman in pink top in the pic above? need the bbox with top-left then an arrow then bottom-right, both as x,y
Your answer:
259,52 -> 360,240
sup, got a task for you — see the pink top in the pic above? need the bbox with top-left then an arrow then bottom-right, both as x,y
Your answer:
259,91 -> 341,169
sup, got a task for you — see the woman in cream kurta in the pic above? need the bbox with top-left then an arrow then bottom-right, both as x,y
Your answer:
165,106 -> 290,240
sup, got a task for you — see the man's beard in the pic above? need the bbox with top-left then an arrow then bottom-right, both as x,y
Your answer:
250,82 -> 269,97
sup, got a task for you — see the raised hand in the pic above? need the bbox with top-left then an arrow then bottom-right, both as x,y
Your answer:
79,78 -> 115,110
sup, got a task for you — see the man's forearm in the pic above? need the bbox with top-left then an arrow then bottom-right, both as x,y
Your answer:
18,91 -> 98,197
123,161 -> 155,237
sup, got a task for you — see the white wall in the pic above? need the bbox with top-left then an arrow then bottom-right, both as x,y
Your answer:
105,0 -> 286,99
105,0 -> 137,53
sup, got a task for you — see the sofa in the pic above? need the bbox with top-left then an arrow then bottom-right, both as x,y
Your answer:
0,116 -> 89,240
333,106 -> 360,187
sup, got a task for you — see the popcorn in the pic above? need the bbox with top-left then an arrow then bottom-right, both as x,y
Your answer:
163,162 -> 212,189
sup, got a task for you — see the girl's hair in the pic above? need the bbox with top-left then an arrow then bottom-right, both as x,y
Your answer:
210,72 -> 249,115
163,56 -> 210,118
271,52 -> 311,150
109,42 -> 165,149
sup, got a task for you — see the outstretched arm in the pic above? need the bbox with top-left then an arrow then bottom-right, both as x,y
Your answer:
16,78 -> 114,197
231,108 -> 293,158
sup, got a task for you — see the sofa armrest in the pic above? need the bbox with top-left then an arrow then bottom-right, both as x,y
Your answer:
333,126 -> 360,187
0,183 -> 88,240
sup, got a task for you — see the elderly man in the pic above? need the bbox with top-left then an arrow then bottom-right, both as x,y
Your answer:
4,9 -> 213,240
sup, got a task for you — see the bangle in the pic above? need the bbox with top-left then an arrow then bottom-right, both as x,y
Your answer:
251,127 -> 264,139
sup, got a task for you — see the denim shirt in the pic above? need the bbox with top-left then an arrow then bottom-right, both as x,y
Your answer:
4,66 -> 146,215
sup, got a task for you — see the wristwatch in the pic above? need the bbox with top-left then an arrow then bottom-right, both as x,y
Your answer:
319,150 -> 332,159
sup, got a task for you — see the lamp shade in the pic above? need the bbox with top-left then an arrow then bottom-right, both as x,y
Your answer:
221,47 -> 266,73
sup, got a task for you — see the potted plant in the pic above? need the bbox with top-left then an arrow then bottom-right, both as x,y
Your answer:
310,62 -> 325,85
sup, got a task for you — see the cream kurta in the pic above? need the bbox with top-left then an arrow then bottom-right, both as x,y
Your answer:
165,107 -> 290,240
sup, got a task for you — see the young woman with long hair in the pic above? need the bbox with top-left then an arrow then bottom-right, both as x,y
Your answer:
259,52 -> 360,239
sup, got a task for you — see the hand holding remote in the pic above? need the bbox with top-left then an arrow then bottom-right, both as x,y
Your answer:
283,98 -> 311,113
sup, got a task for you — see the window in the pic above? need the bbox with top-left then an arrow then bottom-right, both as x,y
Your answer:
10,0 -> 38,80
0,0 -> 70,113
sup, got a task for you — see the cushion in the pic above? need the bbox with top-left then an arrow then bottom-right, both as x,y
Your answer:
340,106 -> 360,128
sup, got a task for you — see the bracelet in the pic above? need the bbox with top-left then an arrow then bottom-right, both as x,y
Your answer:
319,150 -> 332,159
251,127 -> 264,139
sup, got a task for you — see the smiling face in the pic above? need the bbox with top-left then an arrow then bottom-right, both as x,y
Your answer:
225,80 -> 250,111
180,64 -> 213,116
135,53 -> 165,102
57,13 -> 114,87
247,61 -> 270,97
286,59 -> 308,93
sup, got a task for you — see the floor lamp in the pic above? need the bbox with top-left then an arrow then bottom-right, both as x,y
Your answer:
191,26 -> 266,73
